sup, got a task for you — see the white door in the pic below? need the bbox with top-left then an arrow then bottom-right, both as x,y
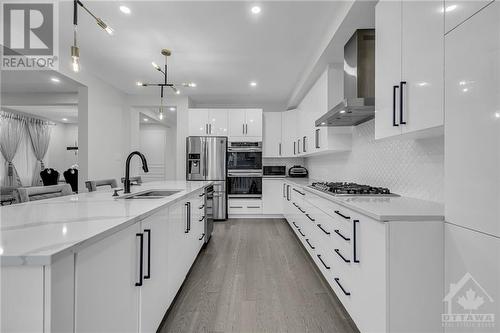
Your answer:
262,179 -> 284,214
207,109 -> 228,136
228,109 -> 247,139
75,224 -> 140,333
188,109 -> 208,136
444,2 -> 500,237
263,112 -> 282,157
401,0 -> 444,134
140,209 -> 170,333
375,0 -> 402,140
245,109 -> 263,138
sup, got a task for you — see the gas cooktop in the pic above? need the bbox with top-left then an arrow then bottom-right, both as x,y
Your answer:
309,182 -> 399,197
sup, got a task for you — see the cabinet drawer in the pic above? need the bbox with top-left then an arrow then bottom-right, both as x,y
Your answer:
228,199 -> 262,215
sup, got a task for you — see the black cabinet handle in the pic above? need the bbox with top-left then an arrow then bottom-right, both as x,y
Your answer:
353,220 -> 360,263
303,136 -> 307,153
298,139 -> 301,154
209,123 -> 212,134
305,239 -> 315,249
242,124 -> 245,134
334,210 -> 350,219
334,249 -> 350,263
305,213 -> 315,222
293,188 -> 305,196
334,278 -> 351,296
198,233 -> 205,241
315,128 -> 320,148
135,233 -> 143,287
334,229 -> 351,241
293,141 -> 296,155
317,224 -> 330,235
199,192 -> 205,197
184,202 -> 190,233
400,81 -> 407,125
298,228 -> 305,237
283,183 -> 286,198
287,185 -> 290,201
199,215 -> 205,222
292,221 -> 299,229
246,124 -> 248,134
317,254 -> 330,270
199,204 -> 205,209
393,85 -> 399,127
205,124 -> 208,134
144,229 -> 151,279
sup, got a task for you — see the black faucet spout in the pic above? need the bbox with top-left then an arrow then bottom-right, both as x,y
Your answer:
124,151 -> 149,194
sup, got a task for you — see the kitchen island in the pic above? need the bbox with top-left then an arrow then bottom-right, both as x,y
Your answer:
1,181 -> 211,333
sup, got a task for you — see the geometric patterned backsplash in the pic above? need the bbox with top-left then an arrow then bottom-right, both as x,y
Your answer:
306,120 -> 444,203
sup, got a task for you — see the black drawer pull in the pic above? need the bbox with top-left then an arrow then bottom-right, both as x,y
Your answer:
400,81 -> 407,125
334,249 -> 350,263
353,220 -> 360,263
292,221 -> 299,229
317,224 -> 330,235
334,229 -> 350,241
199,192 -> 205,197
317,254 -> 330,269
199,204 -> 205,209
230,206 -> 243,208
305,213 -> 315,222
247,206 -> 261,209
334,278 -> 351,296
135,233 -> 143,287
144,229 -> 151,279
199,215 -> 205,222
298,229 -> 305,237
334,210 -> 350,219
305,239 -> 315,249
393,85 -> 399,127
293,188 -> 305,196
198,233 -> 205,241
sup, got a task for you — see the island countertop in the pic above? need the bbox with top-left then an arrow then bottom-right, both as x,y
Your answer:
0,181 -> 211,266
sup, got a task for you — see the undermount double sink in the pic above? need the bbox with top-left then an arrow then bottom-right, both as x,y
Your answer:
121,189 -> 182,199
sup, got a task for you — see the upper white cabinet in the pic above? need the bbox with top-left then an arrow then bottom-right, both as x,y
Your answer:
444,0 -> 494,33
263,112 -> 283,157
375,0 -> 444,140
281,109 -> 298,156
228,109 -> 263,141
444,2 -> 500,237
188,109 -> 228,136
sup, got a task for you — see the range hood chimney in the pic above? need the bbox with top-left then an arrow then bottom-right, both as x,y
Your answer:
316,29 -> 375,127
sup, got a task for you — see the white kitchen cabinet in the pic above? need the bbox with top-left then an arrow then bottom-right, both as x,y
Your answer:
444,223 -> 500,333
445,2 -> 500,237
375,0 -> 444,140
188,109 -> 228,136
228,109 -> 262,141
262,178 -> 284,214
75,223 -> 141,333
140,209 -> 170,333
263,112 -> 283,157
281,109 -> 298,157
228,198 -> 263,215
444,0 -> 494,33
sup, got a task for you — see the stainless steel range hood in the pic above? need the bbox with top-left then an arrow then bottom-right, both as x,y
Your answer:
316,29 -> 375,127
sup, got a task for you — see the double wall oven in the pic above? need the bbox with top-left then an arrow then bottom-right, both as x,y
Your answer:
227,141 -> 263,198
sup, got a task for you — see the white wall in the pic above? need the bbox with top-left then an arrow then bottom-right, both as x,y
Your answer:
306,120 -> 444,202
46,122 -> 78,173
139,123 -> 176,181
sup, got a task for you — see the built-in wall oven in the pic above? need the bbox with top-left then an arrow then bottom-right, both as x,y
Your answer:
227,142 -> 262,198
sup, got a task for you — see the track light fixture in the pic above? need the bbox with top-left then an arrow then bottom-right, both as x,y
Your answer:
137,49 -> 196,119
71,0 -> 114,72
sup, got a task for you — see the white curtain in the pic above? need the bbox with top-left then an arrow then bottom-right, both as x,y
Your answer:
0,111 -> 26,187
27,120 -> 52,186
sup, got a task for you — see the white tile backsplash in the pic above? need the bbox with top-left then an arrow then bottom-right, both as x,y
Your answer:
305,120 -> 444,202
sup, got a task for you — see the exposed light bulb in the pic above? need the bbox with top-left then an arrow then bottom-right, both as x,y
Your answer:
136,81 -> 143,86
62,118 -> 68,122
159,112 -> 164,120
105,26 -> 114,35
250,81 -> 257,87
96,18 -> 114,35
188,82 -> 197,88
152,62 -> 161,70
169,107 -> 176,111
71,45 -> 80,72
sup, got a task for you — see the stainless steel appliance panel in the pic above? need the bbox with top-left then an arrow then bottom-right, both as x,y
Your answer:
186,137 -> 206,181
205,137 -> 227,180
227,174 -> 262,198
204,185 -> 214,243
212,181 -> 227,220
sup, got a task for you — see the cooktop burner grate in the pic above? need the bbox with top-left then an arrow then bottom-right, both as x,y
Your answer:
309,182 -> 399,197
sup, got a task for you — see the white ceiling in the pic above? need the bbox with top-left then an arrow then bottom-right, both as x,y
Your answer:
58,1 -> 347,106
1,70 -> 82,93
2,105 -> 78,124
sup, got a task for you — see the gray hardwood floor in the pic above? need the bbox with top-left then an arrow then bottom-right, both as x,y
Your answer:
159,218 -> 359,333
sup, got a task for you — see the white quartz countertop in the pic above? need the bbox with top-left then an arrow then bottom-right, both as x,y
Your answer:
0,181 -> 211,266
284,178 -> 444,222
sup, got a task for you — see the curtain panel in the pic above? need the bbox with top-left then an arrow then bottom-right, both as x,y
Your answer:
27,120 -> 52,186
0,111 -> 26,187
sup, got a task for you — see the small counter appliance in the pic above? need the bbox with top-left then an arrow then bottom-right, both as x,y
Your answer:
288,165 -> 308,178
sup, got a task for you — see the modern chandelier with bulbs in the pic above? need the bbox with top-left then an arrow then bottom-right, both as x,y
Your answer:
136,49 -> 196,120
71,0 -> 114,72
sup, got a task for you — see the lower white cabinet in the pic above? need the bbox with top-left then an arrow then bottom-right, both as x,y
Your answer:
262,178 -> 284,214
282,180 -> 443,332
228,198 -> 263,215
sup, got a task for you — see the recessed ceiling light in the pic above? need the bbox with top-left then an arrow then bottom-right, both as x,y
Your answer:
143,118 -> 149,122
250,81 -> 257,87
251,6 -> 261,14
462,88 -> 469,92
119,5 -> 131,14
441,4 -> 457,13
169,107 -> 176,111
62,118 -> 68,122
495,112 -> 500,119
51,77 -> 60,83
176,90 -> 181,95
417,82 -> 428,87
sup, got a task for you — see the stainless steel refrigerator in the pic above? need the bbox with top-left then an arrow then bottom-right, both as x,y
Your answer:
186,136 -> 227,220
